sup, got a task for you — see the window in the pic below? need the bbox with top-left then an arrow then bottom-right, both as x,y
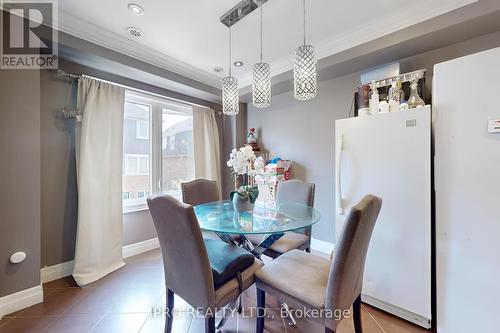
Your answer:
123,99 -> 152,212
122,91 -> 194,212
161,108 -> 194,201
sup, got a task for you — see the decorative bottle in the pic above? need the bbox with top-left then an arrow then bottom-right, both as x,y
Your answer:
369,81 -> 379,114
407,80 -> 425,109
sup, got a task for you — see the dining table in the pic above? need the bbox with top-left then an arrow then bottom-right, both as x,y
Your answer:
194,200 -> 321,258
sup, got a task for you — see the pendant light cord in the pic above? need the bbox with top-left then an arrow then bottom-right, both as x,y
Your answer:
260,3 -> 263,62
229,26 -> 232,77
303,0 -> 306,45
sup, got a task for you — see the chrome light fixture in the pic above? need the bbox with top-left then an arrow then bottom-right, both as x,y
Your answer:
294,0 -> 316,101
252,2 -> 271,108
222,27 -> 239,115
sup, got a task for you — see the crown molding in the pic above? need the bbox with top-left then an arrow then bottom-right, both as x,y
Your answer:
54,1 -> 476,92
56,10 -> 221,89
238,0 -> 477,88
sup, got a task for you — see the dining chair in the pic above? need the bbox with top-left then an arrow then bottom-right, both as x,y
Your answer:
248,179 -> 315,258
148,194 -> 263,333
255,195 -> 382,333
181,179 -> 221,240
181,179 -> 219,206
181,179 -> 243,242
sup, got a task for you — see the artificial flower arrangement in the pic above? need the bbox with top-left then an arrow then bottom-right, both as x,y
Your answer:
227,145 -> 266,211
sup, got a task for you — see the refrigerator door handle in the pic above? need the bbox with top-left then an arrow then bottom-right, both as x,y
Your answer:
336,134 -> 344,215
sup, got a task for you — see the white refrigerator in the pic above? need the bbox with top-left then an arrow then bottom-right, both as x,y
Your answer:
335,106 -> 432,328
434,47 -> 500,333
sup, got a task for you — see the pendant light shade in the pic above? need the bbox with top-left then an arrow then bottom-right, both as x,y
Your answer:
252,62 -> 271,108
294,44 -> 316,100
222,76 -> 239,115
294,0 -> 317,101
252,3 -> 271,108
222,27 -> 239,115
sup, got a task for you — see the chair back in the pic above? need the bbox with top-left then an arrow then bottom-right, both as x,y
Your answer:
324,195 -> 382,327
276,179 -> 315,236
181,179 -> 220,206
147,194 -> 215,309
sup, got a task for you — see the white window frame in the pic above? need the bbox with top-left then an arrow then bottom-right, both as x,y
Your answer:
123,91 -> 194,214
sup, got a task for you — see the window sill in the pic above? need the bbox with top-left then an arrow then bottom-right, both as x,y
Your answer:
123,203 -> 149,214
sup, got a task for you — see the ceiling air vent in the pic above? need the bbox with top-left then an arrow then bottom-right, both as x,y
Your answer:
126,27 -> 143,37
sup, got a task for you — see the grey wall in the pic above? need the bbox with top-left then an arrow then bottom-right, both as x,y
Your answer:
0,69 -> 41,297
221,103 -> 248,198
248,73 -> 358,243
248,29 -> 500,244
40,70 -> 78,267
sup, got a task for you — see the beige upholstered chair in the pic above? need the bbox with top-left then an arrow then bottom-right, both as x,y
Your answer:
181,179 -> 239,241
248,179 -> 315,258
147,195 -> 263,333
181,179 -> 219,206
255,195 -> 382,333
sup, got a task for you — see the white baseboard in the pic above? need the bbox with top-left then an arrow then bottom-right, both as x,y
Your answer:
0,238 -> 161,318
362,294 -> 431,329
122,237 -> 160,259
39,238 -> 160,285
0,285 -> 43,319
311,238 -> 335,254
41,260 -> 75,284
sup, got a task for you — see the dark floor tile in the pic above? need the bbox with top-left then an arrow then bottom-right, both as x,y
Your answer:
140,312 -> 192,333
14,288 -> 91,317
0,317 -> 58,333
43,276 -> 79,289
0,318 -> 12,328
364,305 -> 428,333
63,285 -> 125,315
90,313 -> 149,333
43,314 -> 105,333
106,284 -> 164,313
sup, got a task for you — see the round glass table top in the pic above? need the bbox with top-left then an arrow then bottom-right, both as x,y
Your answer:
194,200 -> 320,235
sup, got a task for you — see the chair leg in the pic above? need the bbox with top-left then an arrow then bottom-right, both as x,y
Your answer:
256,288 -> 265,333
165,289 -> 174,333
205,316 -> 215,333
353,294 -> 363,333
306,247 -> 311,253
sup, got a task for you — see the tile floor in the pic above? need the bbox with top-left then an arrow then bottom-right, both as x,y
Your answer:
0,249 -> 429,333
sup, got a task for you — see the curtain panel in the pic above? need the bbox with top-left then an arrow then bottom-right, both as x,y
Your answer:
73,76 -> 125,286
192,106 -> 222,198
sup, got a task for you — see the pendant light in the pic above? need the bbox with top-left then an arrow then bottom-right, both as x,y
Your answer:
252,2 -> 271,108
293,0 -> 317,101
222,27 -> 239,115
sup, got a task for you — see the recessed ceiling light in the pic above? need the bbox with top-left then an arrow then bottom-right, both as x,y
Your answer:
126,27 -> 144,37
234,61 -> 244,67
213,66 -> 224,73
128,3 -> 144,16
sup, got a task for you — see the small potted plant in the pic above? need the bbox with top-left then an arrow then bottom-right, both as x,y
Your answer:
227,146 -> 264,212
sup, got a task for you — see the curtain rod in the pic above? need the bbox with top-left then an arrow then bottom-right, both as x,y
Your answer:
57,70 -> 222,115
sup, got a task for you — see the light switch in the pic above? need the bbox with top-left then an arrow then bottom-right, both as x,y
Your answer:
488,117 -> 500,133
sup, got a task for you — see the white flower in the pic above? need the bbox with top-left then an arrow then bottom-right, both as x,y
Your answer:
226,145 -> 257,175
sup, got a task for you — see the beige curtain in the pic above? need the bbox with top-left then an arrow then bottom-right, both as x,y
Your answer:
73,76 -> 125,286
192,106 -> 222,197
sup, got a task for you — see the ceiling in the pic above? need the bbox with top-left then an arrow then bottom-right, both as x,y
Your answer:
57,0 -> 478,90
